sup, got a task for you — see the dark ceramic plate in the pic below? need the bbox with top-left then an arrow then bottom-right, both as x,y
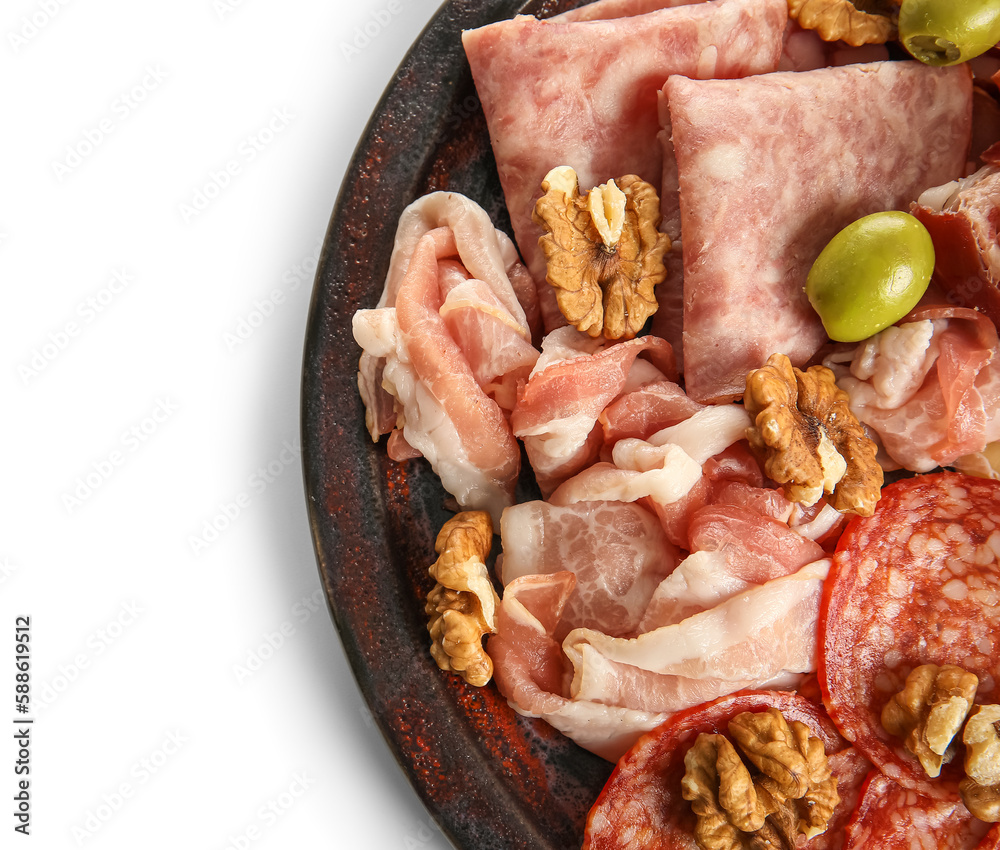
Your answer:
301,2 -> 614,848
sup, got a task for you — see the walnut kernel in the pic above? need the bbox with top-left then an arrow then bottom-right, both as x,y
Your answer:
961,776 -> 1000,823
424,511 -> 499,687
533,166 -> 670,340
787,0 -> 899,46
964,704 -> 1000,788
682,709 -> 839,849
682,734 -> 766,848
744,353 -> 882,516
881,664 -> 979,778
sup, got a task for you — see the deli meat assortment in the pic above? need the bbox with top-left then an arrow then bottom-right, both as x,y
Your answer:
349,0 -> 1000,846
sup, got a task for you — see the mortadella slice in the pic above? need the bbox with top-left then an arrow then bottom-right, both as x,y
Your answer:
462,0 -> 788,330
668,61 -> 972,403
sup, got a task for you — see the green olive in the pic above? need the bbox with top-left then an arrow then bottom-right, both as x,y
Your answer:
806,211 -> 935,343
898,0 -> 1000,66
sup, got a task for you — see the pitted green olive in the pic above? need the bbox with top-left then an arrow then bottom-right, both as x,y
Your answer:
806,211 -> 935,343
898,0 -> 1000,66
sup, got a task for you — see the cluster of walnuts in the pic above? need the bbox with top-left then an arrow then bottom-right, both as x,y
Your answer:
681,708 -> 840,849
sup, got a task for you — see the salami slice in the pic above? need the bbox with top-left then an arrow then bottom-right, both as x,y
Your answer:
820,472 -> 1000,797
582,690 -> 862,850
843,772 -> 999,850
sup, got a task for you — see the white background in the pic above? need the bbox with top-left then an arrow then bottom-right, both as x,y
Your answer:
2,0 -> 458,847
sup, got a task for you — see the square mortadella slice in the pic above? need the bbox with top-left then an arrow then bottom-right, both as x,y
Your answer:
462,0 -> 789,326
668,61 -> 973,404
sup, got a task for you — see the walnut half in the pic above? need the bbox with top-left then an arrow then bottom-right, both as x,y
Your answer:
961,704 -> 1000,823
881,664 -> 980,779
424,511 -> 499,687
787,0 -> 900,46
745,353 -> 882,517
681,709 -> 840,849
533,166 -> 670,340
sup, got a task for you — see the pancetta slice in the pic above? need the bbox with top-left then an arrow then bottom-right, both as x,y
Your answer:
462,0 -> 788,328
599,378 -> 705,449
353,210 -> 538,523
356,191 -> 539,439
510,327 -> 676,496
562,558 -> 830,714
489,572 -> 670,762
499,500 -> 678,640
669,60 -> 973,402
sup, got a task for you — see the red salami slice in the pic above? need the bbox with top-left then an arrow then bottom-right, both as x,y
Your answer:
820,471 -> 1000,797
843,772 -> 999,850
582,690 -> 863,850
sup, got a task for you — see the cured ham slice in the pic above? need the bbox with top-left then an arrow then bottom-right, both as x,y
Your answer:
599,378 -> 704,449
561,558 -> 830,715
668,61 -> 973,402
554,0 -> 709,24
510,327 -> 676,496
462,0 -> 789,327
356,191 -> 539,438
547,450 -> 702,509
912,144 -> 1000,329
353,198 -> 542,522
499,500 -> 677,640
825,305 -> 1000,472
438,263 -> 540,412
489,572 -> 670,762
651,441 -> 780,550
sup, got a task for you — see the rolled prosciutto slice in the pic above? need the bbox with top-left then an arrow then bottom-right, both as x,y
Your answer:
510,326 -> 676,497
462,0 -> 788,328
912,143 -> 1000,329
824,304 -> 1000,472
353,194 -> 541,523
669,60 -> 973,403
489,571 -> 671,762
499,500 -> 678,640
